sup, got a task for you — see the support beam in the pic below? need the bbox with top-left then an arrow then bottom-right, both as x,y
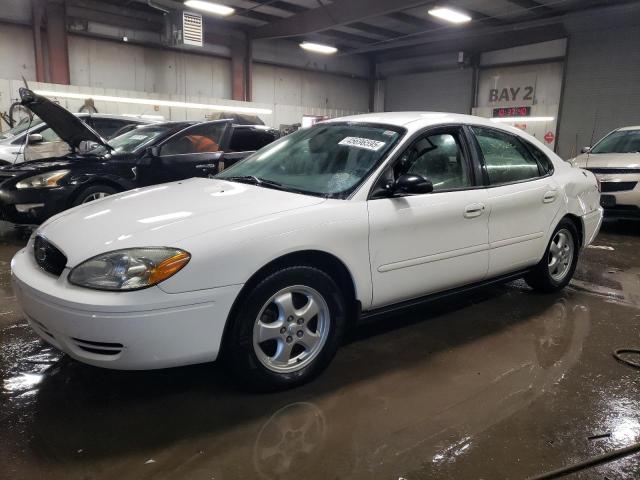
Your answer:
46,0 -> 70,85
231,34 -> 252,101
32,0 -> 46,82
251,0 -> 433,39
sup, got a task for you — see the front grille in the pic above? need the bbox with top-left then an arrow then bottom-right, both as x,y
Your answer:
601,181 -> 638,192
71,337 -> 124,356
33,235 -> 67,276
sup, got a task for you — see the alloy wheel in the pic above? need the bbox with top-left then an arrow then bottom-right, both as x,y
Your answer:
548,229 -> 574,281
252,285 -> 330,373
82,192 -> 111,203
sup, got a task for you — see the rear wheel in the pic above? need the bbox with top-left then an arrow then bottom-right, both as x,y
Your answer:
525,219 -> 579,293
225,266 -> 347,391
72,184 -> 117,206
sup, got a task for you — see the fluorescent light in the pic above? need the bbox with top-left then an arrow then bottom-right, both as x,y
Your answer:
184,0 -> 234,16
490,116 -> 555,123
300,42 -> 338,54
34,90 -> 272,115
122,114 -> 165,120
428,7 -> 471,24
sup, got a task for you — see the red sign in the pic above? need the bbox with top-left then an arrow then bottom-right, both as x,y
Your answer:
544,131 -> 555,143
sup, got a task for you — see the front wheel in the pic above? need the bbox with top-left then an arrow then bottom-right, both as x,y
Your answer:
72,184 -> 118,206
525,219 -> 579,293
225,266 -> 347,391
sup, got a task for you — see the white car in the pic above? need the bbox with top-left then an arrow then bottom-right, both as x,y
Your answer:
571,126 -> 640,220
0,114 -> 152,164
11,112 -> 603,390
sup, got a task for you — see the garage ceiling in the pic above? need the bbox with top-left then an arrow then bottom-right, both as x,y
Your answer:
68,0 -> 633,59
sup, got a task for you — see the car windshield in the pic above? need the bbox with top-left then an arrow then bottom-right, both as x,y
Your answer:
0,116 -> 44,140
591,129 -> 640,154
89,124 -> 177,155
217,123 -> 404,197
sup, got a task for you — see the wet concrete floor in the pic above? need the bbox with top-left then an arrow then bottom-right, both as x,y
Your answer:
1,221 -> 639,479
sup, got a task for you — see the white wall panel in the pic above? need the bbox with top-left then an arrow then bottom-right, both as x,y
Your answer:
384,69 -> 474,114
0,24 -> 36,82
68,36 -> 232,99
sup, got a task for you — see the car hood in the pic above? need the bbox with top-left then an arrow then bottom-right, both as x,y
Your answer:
38,178 -> 326,266
19,88 -> 108,150
574,152 -> 640,169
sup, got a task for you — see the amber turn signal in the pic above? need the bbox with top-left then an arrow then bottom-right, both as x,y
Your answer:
148,251 -> 191,285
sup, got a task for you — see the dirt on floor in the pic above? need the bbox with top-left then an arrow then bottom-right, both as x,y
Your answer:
1,220 -> 639,480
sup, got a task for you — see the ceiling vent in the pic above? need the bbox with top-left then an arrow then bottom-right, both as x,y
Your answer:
182,11 -> 203,47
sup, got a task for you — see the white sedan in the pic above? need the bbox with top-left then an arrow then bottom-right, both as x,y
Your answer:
11,112 -> 603,390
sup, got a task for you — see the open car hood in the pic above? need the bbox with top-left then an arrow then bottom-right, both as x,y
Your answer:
19,88 -> 108,150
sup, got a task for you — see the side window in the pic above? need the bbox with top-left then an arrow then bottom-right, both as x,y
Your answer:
161,123 -> 226,156
472,127 -> 541,184
228,128 -> 278,152
91,118 -> 128,139
524,140 -> 554,175
39,127 -> 61,142
388,131 -> 472,192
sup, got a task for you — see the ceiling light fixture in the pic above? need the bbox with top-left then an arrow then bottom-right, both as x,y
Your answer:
184,0 -> 235,16
490,116 -> 555,123
34,90 -> 272,115
428,7 -> 471,24
300,42 -> 338,54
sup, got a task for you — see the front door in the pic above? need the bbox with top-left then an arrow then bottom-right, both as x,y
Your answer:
143,121 -> 231,184
367,126 -> 490,308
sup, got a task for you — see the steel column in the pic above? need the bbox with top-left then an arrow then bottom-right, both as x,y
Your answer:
46,0 -> 70,85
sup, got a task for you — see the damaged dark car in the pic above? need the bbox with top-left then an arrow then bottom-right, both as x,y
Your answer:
0,89 -> 279,225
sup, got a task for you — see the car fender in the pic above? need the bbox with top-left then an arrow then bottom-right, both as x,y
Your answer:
158,199 -> 373,307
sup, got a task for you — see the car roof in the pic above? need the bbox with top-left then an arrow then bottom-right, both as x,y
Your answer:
325,111 -> 502,130
324,111 -> 531,137
617,125 -> 640,131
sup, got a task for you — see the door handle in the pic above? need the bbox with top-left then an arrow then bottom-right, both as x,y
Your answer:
464,203 -> 485,218
543,190 -> 557,203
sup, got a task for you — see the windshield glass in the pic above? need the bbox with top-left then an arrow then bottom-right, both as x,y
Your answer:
217,123 -> 404,197
90,124 -> 176,155
591,129 -> 640,154
0,116 -> 44,141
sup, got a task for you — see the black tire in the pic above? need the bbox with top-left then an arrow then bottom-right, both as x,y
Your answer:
225,266 -> 347,391
72,184 -> 118,207
525,219 -> 580,293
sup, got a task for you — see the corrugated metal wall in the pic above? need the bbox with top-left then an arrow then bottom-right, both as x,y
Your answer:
384,69 -> 474,114
557,25 -> 640,159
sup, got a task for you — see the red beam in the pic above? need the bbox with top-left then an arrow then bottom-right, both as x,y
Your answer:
46,0 -> 70,85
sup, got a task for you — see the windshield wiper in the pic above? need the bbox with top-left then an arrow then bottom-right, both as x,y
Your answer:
223,175 -> 283,188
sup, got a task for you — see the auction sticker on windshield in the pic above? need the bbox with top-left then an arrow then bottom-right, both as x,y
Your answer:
339,137 -> 386,151
130,135 -> 149,140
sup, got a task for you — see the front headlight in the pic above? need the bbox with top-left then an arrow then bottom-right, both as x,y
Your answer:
68,248 -> 191,291
16,170 -> 70,189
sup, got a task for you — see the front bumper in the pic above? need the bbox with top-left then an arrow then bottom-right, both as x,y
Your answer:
596,174 -> 640,219
11,246 -> 242,370
0,185 -> 73,225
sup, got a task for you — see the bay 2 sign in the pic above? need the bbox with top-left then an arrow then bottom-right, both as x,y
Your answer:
489,86 -> 535,103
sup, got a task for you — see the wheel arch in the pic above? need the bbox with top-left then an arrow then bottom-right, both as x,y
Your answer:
219,249 -> 359,357
67,177 -> 127,206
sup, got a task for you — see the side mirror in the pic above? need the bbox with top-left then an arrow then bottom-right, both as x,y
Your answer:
78,140 -> 100,154
146,146 -> 161,158
581,146 -> 592,154
394,174 -> 433,195
27,133 -> 43,144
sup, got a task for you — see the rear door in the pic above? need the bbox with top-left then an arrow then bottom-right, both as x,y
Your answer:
469,126 -> 560,276
220,126 -> 279,172
148,121 -> 231,183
